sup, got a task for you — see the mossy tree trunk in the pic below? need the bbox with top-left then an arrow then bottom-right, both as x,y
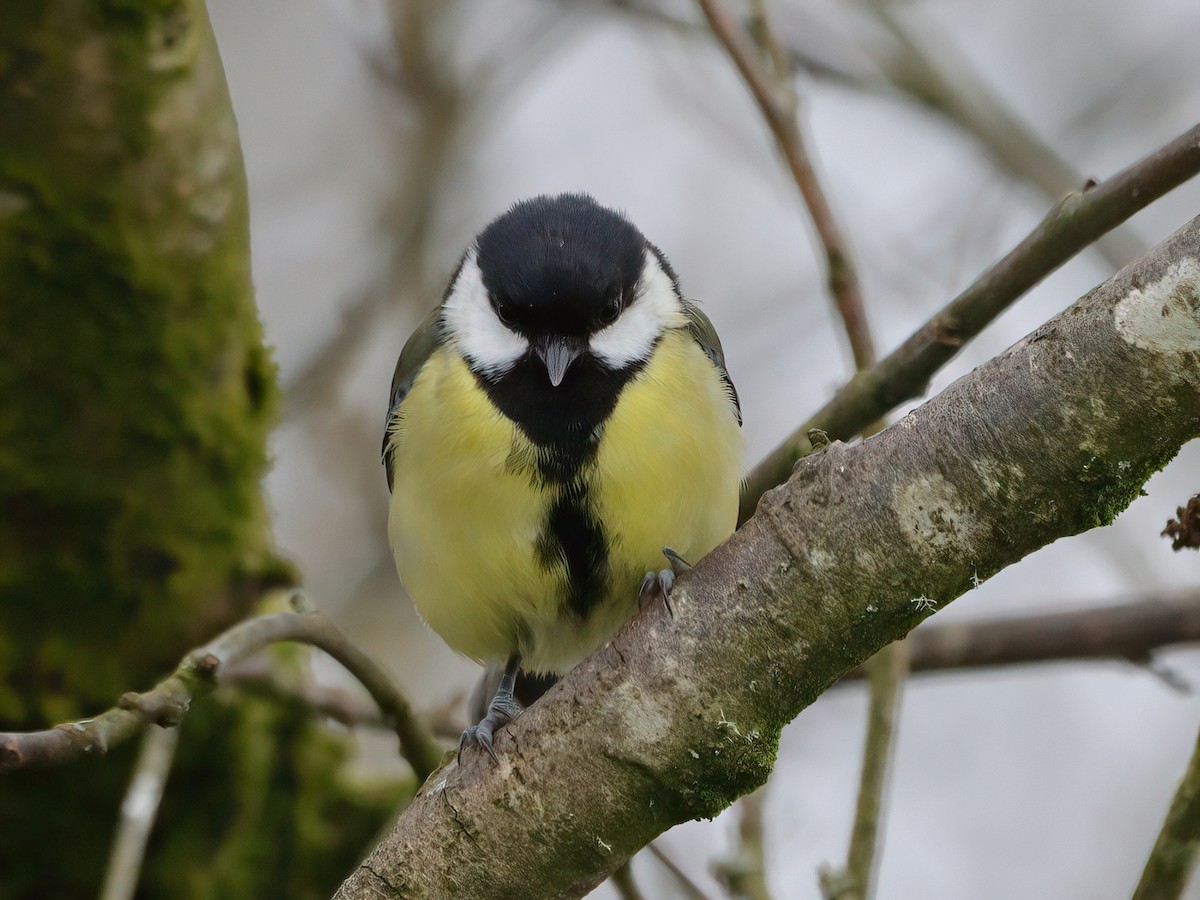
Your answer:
0,3 -> 395,896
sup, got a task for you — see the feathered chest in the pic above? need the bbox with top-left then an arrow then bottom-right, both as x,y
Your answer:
386,330 -> 742,671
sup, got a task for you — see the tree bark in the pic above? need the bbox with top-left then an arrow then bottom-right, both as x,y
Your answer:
0,4 -> 395,897
336,216 -> 1200,898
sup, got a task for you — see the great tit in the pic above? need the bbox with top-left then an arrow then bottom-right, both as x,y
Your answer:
383,193 -> 743,758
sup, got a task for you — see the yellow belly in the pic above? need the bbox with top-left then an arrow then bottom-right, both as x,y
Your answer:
387,330 -> 742,673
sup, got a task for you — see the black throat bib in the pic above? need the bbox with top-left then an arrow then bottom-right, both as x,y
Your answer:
476,352 -> 647,618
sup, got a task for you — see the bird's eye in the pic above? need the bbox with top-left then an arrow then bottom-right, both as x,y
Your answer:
495,301 -> 516,327
598,299 -> 621,327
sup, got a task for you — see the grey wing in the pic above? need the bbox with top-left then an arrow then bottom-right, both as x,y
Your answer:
682,300 -> 741,426
383,307 -> 444,491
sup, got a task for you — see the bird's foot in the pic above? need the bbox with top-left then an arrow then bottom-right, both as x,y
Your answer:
638,546 -> 693,616
459,693 -> 523,763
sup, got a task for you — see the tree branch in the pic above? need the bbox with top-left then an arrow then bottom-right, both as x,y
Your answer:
0,609 -> 443,780
844,591 -> 1200,680
824,639 -> 907,900
648,844 -> 716,900
695,8 -> 906,886
742,122 -> 1200,520
715,787 -> 773,900
1133,726 -> 1200,899
99,726 -> 180,900
609,861 -> 646,900
334,214 -> 1200,898
696,0 -> 875,370
863,0 -> 1146,270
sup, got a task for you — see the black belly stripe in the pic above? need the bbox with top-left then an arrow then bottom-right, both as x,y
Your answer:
537,480 -> 608,618
478,350 -> 648,619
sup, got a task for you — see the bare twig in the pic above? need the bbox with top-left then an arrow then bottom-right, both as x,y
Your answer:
696,0 -> 875,371
610,861 -> 647,900
1132,726 -> 1200,899
826,642 -> 907,899
841,591 -> 1200,682
284,4 -> 589,420
227,593 -> 1200,727
0,610 -> 443,781
648,843 -> 717,900
746,0 -> 790,83
98,726 -> 181,900
598,0 -> 874,89
283,0 -> 464,419
600,0 -> 1147,273
865,0 -> 1145,270
715,788 -> 773,900
742,121 -> 1200,520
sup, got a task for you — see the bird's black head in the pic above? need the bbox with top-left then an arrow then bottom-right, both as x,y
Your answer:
441,193 -> 688,451
475,193 -> 647,340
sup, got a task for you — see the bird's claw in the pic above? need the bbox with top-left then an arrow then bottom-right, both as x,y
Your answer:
638,546 -> 692,617
458,695 -> 522,764
662,546 -> 692,578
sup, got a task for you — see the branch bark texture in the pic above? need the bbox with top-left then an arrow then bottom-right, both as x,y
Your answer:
0,5 -> 396,895
0,610 -> 442,780
742,123 -> 1200,520
336,218 -> 1200,897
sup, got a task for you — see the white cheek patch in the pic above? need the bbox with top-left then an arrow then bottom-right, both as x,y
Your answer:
590,250 -> 686,369
442,248 -> 528,376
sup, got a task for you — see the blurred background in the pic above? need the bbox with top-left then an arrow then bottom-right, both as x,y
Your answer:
205,1 -> 1200,896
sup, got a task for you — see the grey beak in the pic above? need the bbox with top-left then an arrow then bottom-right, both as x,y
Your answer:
535,338 -> 582,387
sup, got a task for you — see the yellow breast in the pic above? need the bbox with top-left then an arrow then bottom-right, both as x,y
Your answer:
387,347 -> 562,666
386,330 -> 742,673
591,329 -> 743,604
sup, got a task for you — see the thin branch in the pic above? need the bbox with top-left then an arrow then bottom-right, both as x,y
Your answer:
234,593 -> 1200,729
287,613 -> 445,779
715,788 -> 773,900
98,725 -> 181,900
603,0 -> 1151,275
823,641 -> 907,900
696,0 -> 875,371
597,0 -> 875,90
647,843 -> 717,900
842,591 -> 1200,681
742,121 -> 1200,520
1133,726 -> 1200,899
610,861 -> 647,900
865,0 -> 1145,271
746,0 -> 790,85
284,4 -> 589,420
0,610 -> 443,781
